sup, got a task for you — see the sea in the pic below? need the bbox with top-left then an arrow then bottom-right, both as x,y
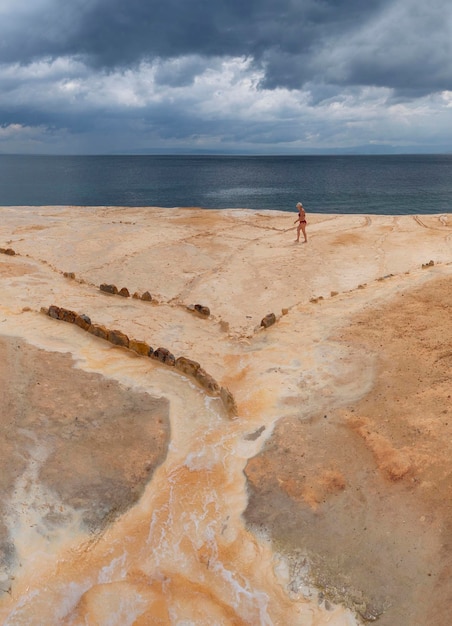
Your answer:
0,154 -> 451,215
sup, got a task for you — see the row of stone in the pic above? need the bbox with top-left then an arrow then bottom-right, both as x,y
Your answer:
99,283 -> 211,318
101,279 -> 268,327
43,304 -> 237,418
100,283 -> 153,301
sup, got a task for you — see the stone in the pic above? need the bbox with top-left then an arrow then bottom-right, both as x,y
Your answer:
141,291 -> 152,301
48,305 -> 61,319
74,314 -> 91,330
88,324 -> 109,340
194,304 -> 210,317
175,356 -> 201,377
220,386 -> 238,417
58,308 -> 77,323
118,287 -> 130,297
377,273 -> 394,281
63,272 -> 75,279
107,329 -> 130,348
260,313 -> 276,328
129,339 -> 152,356
100,284 -> 118,294
152,347 -> 175,365
4,248 -> 16,256
195,368 -> 220,394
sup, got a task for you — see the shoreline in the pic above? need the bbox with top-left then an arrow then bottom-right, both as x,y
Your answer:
2,203 -> 452,215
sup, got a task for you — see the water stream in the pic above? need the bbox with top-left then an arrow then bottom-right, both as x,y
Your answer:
0,335 -> 358,625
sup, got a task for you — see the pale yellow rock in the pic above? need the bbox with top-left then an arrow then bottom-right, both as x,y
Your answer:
0,205 -> 451,626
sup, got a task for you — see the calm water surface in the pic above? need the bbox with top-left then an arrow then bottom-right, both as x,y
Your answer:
0,154 -> 451,214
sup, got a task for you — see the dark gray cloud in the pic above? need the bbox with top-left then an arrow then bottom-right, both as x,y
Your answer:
153,56 -> 215,87
3,0 -> 450,94
0,0 -> 452,154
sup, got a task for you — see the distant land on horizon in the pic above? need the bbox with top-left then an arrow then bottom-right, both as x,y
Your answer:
1,147 -> 452,157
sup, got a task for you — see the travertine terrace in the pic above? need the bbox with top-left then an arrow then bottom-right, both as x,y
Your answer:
0,206 -> 451,625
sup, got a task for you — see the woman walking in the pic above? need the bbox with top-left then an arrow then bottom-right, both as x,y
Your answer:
294,202 -> 307,243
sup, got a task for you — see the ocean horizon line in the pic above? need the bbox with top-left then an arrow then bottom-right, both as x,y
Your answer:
1,150 -> 452,157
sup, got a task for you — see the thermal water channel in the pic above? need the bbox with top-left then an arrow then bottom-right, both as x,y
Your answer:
0,333 -> 358,625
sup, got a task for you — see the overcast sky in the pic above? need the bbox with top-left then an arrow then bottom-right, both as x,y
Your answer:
1,0 -> 451,154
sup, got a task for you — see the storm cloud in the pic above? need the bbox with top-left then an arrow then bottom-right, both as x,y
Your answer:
0,0 -> 451,153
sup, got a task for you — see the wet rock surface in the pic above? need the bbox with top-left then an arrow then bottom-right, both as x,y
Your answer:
0,337 -> 170,591
244,275 -> 452,625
